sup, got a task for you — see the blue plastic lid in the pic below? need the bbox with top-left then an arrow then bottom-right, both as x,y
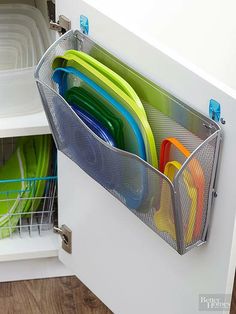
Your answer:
71,104 -> 116,147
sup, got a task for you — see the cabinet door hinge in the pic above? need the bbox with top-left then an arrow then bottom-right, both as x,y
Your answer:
54,224 -> 72,254
49,15 -> 71,35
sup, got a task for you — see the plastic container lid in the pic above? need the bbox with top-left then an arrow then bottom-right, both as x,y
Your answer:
65,87 -> 125,149
63,50 -> 146,116
53,51 -> 158,167
52,66 -> 147,161
71,105 -> 116,147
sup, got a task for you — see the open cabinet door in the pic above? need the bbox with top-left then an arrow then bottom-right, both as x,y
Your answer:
52,1 -> 236,313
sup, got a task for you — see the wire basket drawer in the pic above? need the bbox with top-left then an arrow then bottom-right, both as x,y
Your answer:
0,137 -> 57,239
0,176 -> 57,239
35,30 -> 221,255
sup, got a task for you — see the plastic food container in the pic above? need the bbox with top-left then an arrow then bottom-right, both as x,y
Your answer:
0,15 -> 45,59
0,5 -> 52,118
0,4 -> 51,49
0,39 -> 28,69
0,24 -> 37,65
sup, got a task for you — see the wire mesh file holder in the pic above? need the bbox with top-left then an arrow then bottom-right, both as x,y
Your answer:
35,30 -> 221,255
0,137 -> 57,239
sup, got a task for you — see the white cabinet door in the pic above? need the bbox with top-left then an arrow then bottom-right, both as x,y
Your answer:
56,1 -> 236,313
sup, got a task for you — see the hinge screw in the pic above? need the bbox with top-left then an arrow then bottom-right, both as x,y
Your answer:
220,118 -> 226,124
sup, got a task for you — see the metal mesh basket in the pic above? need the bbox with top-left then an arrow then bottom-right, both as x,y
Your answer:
0,137 -> 57,239
35,30 -> 221,254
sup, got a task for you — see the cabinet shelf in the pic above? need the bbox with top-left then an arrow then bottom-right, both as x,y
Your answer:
0,231 -> 59,262
0,110 -> 50,138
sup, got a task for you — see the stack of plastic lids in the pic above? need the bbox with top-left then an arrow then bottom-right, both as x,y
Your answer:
51,51 -> 158,211
52,51 -> 158,168
0,135 -> 52,239
0,4 -> 52,117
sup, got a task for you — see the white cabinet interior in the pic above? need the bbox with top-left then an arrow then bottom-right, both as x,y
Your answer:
0,0 -> 54,137
0,0 -> 63,273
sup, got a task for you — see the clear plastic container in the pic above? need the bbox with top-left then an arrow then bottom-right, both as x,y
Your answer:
0,15 -> 45,60
0,68 -> 42,117
0,4 -> 51,50
0,39 -> 28,69
0,25 -> 37,66
0,49 -> 19,70
0,5 -> 52,117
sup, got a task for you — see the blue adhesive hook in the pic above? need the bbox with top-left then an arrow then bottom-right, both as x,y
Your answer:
80,15 -> 89,35
209,99 -> 221,122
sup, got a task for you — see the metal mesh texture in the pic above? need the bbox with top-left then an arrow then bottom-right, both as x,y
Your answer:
35,31 -> 221,254
35,30 -> 76,87
37,82 -> 177,250
143,103 -> 203,154
175,135 -> 218,250
78,31 -> 218,141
